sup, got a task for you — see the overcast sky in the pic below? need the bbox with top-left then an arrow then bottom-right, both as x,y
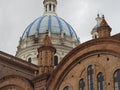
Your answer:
0,0 -> 120,55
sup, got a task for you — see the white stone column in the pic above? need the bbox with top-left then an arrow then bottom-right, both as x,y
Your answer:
47,4 -> 49,12
51,4 -> 54,12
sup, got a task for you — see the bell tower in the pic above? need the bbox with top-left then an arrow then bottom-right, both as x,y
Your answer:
33,31 -> 56,90
37,30 -> 56,74
91,15 -> 112,39
43,0 -> 57,15
97,15 -> 112,38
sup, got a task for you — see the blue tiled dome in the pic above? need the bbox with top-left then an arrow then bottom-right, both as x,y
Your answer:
21,15 -> 79,41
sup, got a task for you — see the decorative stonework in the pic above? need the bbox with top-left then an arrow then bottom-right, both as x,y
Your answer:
16,32 -> 79,65
0,76 -> 33,90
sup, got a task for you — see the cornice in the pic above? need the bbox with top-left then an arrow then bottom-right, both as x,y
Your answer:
0,51 -> 39,73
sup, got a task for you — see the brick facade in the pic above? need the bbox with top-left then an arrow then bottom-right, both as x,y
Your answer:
0,34 -> 120,90
47,38 -> 120,90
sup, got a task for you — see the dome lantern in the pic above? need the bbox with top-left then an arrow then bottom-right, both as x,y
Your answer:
43,0 -> 57,15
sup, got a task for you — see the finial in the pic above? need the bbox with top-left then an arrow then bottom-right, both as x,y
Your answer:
102,15 -> 105,18
97,13 -> 100,17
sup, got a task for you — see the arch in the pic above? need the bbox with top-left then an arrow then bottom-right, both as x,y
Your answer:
87,65 -> 94,90
93,32 -> 98,39
26,54 -> 32,62
63,86 -> 71,90
0,75 -> 33,90
28,57 -> 32,63
97,72 -> 105,90
79,78 -> 85,90
114,69 -> 120,90
26,54 -> 32,58
47,38 -> 120,90
49,4 -> 52,11
1,85 -> 24,90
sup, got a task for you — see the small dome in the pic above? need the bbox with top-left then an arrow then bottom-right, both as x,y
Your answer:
21,15 -> 79,41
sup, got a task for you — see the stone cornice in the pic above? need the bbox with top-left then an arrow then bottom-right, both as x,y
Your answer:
0,51 -> 39,73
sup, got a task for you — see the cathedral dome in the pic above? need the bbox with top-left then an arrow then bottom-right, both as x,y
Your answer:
21,15 -> 79,41
16,0 -> 80,65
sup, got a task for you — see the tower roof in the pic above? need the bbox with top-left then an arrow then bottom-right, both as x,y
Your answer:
100,15 -> 109,27
43,30 -> 52,46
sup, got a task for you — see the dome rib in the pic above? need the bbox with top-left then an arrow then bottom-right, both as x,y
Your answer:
21,24 -> 31,39
48,15 -> 52,31
27,18 -> 39,36
37,16 -> 45,32
70,25 -> 79,41
21,15 -> 79,41
55,16 -> 62,32
60,18 -> 72,37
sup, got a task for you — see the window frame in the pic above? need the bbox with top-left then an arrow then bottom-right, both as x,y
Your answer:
79,78 -> 85,90
87,65 -> 94,90
114,69 -> 120,90
63,86 -> 71,90
97,72 -> 105,90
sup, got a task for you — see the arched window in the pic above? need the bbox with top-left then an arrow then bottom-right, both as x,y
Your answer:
79,78 -> 85,90
28,57 -> 32,63
97,72 -> 105,90
54,55 -> 58,66
95,35 -> 97,39
49,4 -> 51,11
87,65 -> 94,90
114,69 -> 120,90
34,37 -> 39,43
63,86 -> 71,90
